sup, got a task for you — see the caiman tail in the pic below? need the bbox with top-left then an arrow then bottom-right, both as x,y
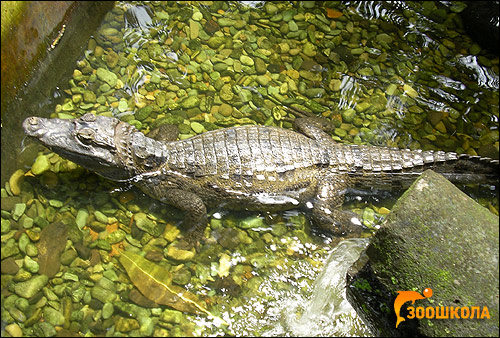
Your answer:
430,153 -> 498,185
341,144 -> 499,190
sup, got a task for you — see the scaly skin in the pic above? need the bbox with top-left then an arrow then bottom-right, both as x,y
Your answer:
23,113 -> 498,244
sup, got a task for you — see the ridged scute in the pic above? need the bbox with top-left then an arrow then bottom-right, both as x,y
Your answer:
165,126 -> 324,178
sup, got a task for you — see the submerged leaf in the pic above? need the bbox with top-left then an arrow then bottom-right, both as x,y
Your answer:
326,8 -> 343,18
119,250 -> 223,322
37,222 -> 68,277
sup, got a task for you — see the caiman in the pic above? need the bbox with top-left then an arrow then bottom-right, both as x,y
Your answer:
23,113 -> 498,244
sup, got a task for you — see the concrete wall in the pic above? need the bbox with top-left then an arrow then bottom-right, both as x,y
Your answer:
1,1 -> 115,183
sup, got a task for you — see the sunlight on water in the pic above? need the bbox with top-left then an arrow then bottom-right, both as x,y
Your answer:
458,55 -> 500,89
229,238 -> 371,337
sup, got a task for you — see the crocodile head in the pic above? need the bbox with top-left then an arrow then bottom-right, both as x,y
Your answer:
23,113 -> 137,181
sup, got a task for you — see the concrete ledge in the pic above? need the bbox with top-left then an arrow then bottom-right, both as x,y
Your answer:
1,1 -> 114,183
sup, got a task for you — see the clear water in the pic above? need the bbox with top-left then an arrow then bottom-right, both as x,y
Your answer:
2,1 -> 498,337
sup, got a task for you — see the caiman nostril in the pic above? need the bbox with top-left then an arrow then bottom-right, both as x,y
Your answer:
28,117 -> 39,125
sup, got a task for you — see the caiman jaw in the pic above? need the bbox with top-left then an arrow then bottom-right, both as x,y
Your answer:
22,114 -> 134,182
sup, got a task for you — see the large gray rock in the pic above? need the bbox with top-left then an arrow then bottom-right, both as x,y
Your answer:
346,170 -> 499,336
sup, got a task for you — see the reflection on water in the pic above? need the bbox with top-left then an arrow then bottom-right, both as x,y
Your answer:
458,55 -> 499,89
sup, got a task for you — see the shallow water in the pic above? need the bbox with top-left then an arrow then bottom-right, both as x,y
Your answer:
2,1 -> 498,337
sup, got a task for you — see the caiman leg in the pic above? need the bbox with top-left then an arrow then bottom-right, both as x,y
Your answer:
294,117 -> 364,235
312,172 -> 363,235
293,116 -> 337,144
160,189 -> 207,247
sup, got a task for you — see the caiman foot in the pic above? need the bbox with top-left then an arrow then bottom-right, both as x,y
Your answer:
178,219 -> 207,251
311,173 -> 365,237
313,208 -> 366,237
160,189 -> 209,251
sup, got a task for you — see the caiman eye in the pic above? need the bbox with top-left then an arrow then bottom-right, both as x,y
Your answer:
77,128 -> 96,144
80,113 -> 96,122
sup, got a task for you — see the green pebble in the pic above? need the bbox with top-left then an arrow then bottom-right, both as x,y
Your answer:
72,94 -> 82,104
213,62 -> 228,72
2,238 -> 20,259
180,96 -> 200,109
254,58 -> 267,74
106,229 -> 126,244
103,269 -> 118,282
386,83 -> 397,96
33,322 -> 56,337
304,88 -> 325,98
94,210 -> 109,224
13,275 -> 49,298
239,55 -> 254,66
76,209 -> 89,229
302,42 -> 316,57
116,318 -> 140,333
351,48 -> 364,55
61,101 -> 75,112
219,103 -> 233,117
118,99 -> 128,112
342,109 -> 357,123
355,101 -> 371,113
271,223 -> 287,236
18,233 -> 30,253
99,83 -> 111,92
96,67 -> 117,87
288,20 -> 298,31
1,219 -> 11,233
24,256 -> 39,273
357,67 -> 374,77
89,221 -> 105,232
60,250 -> 78,265
83,90 -> 96,103
12,203 -> 26,221
207,36 -> 226,49
218,18 -> 236,26
58,112 -> 75,119
43,307 -> 65,326
190,122 -> 204,134
31,155 -> 51,175
49,199 -> 64,208
134,212 -> 160,236
334,128 -> 347,138
239,89 -> 253,102
220,84 -> 234,101
91,283 -> 118,304
469,44 -> 481,55
256,75 -> 270,86
62,272 -> 79,282
166,245 -> 195,261
160,309 -> 183,324
22,216 -> 33,229
135,105 -> 153,121
238,216 -> 265,229
95,239 -> 112,251
102,302 -> 114,320
376,33 -> 393,44
25,243 -> 38,257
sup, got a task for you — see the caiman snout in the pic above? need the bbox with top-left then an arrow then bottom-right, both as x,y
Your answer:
23,116 -> 75,144
22,116 -> 45,138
